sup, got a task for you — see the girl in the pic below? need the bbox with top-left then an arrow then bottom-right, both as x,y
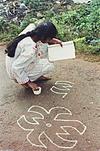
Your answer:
5,21 -> 62,94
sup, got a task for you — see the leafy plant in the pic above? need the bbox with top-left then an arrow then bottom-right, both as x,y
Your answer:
0,0 -> 100,54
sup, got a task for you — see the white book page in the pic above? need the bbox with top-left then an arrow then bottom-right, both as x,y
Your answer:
48,41 -> 75,61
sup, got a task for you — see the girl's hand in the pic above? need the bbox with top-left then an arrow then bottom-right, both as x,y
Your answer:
27,81 -> 42,95
49,38 -> 63,47
27,81 -> 38,90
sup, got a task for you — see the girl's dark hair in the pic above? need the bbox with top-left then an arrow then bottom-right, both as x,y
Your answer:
5,22 -> 58,57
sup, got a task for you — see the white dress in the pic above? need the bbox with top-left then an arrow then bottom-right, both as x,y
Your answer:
6,37 -> 54,84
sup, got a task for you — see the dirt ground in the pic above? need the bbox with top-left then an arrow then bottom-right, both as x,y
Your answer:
0,45 -> 100,151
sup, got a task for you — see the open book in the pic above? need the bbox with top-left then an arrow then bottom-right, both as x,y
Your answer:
48,41 -> 75,61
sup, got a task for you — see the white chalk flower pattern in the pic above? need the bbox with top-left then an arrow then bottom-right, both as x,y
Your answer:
17,106 -> 86,149
50,81 -> 74,99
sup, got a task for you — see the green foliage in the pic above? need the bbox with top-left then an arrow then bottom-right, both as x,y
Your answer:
74,38 -> 100,55
0,0 -> 100,54
0,17 -> 9,32
0,33 -> 12,42
75,1 -> 100,38
20,15 -> 38,30
0,21 -> 22,42
22,0 -> 51,12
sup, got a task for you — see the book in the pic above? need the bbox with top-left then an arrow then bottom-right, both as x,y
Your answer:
48,41 -> 75,61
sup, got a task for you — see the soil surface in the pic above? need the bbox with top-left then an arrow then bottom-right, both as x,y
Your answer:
0,45 -> 100,151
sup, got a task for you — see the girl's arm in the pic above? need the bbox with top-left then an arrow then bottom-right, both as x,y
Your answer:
49,38 -> 63,47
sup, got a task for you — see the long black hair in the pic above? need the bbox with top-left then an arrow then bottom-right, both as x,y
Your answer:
5,21 -> 58,57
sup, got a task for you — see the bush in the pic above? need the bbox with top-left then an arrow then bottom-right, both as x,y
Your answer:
0,0 -> 100,54
74,38 -> 100,55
